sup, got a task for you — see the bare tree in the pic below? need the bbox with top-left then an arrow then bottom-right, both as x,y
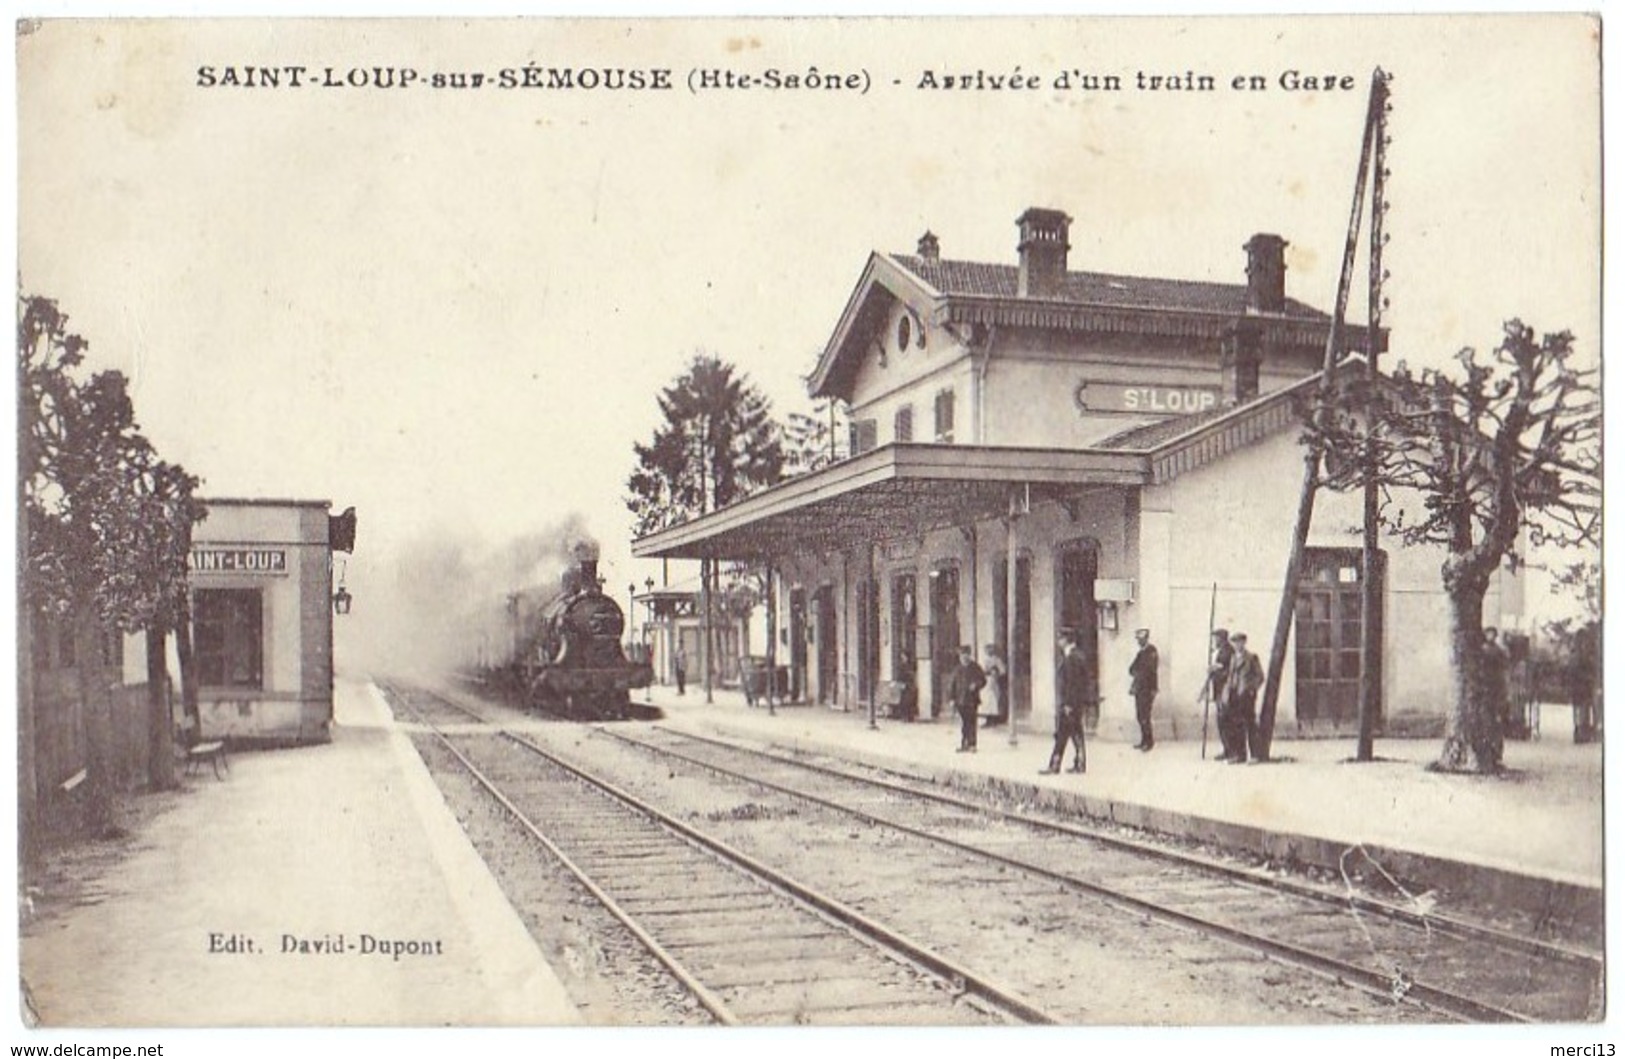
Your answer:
782,397 -> 849,477
1310,320 -> 1599,773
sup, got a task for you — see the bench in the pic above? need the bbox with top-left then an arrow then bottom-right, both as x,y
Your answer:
175,717 -> 229,780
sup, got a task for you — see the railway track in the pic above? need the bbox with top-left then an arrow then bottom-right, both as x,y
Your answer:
599,722 -> 1602,1023
388,683 -> 1053,1025
391,681 -> 1600,1024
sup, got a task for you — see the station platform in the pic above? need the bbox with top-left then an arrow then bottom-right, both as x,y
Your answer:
644,684 -> 1604,932
19,678 -> 579,1027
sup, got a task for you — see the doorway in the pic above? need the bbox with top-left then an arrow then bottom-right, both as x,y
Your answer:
1055,540 -> 1100,729
993,555 -> 1033,716
789,587 -> 808,702
856,578 -> 880,705
891,573 -> 918,685
1294,548 -> 1384,730
814,585 -> 837,704
928,564 -> 960,718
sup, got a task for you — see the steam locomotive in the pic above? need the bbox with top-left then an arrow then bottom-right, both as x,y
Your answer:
485,541 -> 652,720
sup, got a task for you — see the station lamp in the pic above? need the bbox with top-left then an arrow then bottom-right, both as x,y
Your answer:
333,557 -> 353,615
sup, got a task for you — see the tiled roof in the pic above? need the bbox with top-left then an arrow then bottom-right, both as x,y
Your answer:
891,254 -> 1330,321
1096,406 -> 1244,451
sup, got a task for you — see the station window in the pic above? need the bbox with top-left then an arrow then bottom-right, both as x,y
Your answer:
850,418 -> 878,455
934,389 -> 955,443
894,404 -> 914,443
194,588 -> 264,689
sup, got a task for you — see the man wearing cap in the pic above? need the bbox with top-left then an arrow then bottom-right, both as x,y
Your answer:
1225,631 -> 1266,763
948,645 -> 986,753
1129,628 -> 1159,751
1042,633 -> 1090,774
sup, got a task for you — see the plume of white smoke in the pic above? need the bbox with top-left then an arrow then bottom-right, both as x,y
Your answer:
341,513 -> 597,680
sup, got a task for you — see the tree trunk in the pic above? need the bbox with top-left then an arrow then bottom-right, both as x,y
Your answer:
175,594 -> 200,734
19,603 -> 39,859
72,611 -> 116,834
146,625 -> 177,791
1433,575 -> 1503,773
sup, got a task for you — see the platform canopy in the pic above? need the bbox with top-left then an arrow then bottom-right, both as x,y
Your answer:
631,443 -> 1149,562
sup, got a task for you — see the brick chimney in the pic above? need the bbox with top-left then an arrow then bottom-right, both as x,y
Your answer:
917,230 -> 940,262
1244,233 -> 1288,313
1016,207 -> 1071,298
1221,319 -> 1264,405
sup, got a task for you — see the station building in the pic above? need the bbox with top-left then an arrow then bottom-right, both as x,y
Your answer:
183,498 -> 351,744
633,209 -> 1520,740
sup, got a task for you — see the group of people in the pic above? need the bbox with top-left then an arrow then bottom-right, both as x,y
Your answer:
1206,628 -> 1266,763
939,623 -> 1273,770
945,626 -> 1163,775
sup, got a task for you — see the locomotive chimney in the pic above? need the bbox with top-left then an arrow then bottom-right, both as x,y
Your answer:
570,539 -> 601,592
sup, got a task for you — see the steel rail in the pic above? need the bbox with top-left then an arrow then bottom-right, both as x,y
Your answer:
413,714 -> 742,1025
414,683 -> 1597,976
603,724 -> 1580,1023
395,684 -> 1059,1025
644,722 -> 1601,970
488,723 -> 1059,1024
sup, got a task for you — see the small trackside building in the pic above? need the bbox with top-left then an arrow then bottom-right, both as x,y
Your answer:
188,498 -> 342,744
633,209 -> 1521,740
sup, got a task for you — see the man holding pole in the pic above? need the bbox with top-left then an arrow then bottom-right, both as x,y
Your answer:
1207,628 -> 1234,761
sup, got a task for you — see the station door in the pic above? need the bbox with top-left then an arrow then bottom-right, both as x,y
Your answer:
993,555 -> 1032,715
789,587 -> 808,702
1055,541 -> 1100,728
928,566 -> 960,718
814,586 -> 837,705
1294,548 -> 1384,730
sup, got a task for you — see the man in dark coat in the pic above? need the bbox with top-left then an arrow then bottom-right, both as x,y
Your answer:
948,645 -> 986,752
1042,633 -> 1090,774
1129,628 -> 1159,751
1226,631 -> 1266,763
1208,628 -> 1235,761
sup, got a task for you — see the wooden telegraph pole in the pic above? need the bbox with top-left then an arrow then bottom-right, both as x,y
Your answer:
1357,74 -> 1393,761
1257,69 -> 1391,759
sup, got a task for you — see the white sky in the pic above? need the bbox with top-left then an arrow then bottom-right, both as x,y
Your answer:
17,15 -> 1601,629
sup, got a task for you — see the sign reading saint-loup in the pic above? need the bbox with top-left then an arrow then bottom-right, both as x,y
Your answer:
190,548 -> 289,575
1075,381 -> 1221,415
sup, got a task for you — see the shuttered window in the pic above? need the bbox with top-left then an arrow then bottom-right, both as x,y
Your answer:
894,405 -> 914,443
850,418 -> 878,454
934,389 -> 955,443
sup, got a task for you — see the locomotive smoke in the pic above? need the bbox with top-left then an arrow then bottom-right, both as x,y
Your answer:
344,513 -> 601,680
